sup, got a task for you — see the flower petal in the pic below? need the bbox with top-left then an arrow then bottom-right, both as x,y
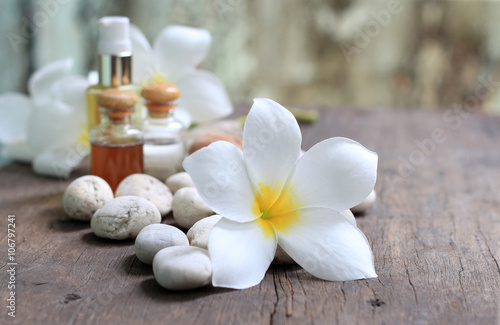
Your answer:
130,24 -> 156,84
27,100 -> 86,152
177,70 -> 233,123
243,98 -> 302,195
153,25 -> 211,80
289,137 -> 377,212
0,93 -> 33,144
33,143 -> 89,179
88,70 -> 99,85
173,107 -> 192,128
341,209 -> 356,226
183,141 -> 257,223
28,58 -> 73,103
1,141 -> 37,163
209,217 -> 277,289
50,75 -> 89,113
277,207 -> 377,281
0,144 -> 12,168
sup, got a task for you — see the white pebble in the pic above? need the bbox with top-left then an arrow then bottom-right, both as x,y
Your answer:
187,215 -> 222,249
153,246 -> 212,290
185,119 -> 243,150
63,175 -> 113,221
135,224 -> 189,264
165,172 -> 195,194
351,189 -> 377,214
172,187 -> 214,229
91,196 -> 161,240
115,173 -> 173,216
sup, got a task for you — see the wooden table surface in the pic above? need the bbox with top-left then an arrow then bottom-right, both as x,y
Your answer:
1,107 -> 499,325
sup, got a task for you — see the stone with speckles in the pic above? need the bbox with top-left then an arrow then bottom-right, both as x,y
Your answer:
63,175 -> 113,221
115,173 -> 173,216
91,196 -> 161,240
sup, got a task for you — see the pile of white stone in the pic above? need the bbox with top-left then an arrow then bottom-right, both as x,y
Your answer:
63,171 -> 375,291
62,172 -> 223,290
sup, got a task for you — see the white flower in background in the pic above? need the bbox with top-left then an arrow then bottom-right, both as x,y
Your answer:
0,59 -> 89,178
183,98 -> 378,289
131,24 -> 233,124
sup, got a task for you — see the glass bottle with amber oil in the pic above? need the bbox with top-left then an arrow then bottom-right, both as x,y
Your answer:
142,83 -> 185,180
86,16 -> 141,132
90,88 -> 144,192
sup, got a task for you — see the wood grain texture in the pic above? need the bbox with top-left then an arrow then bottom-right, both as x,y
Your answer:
0,107 -> 499,325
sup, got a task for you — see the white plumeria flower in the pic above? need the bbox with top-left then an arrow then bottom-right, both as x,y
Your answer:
0,59 -> 89,178
130,24 -> 233,124
183,98 -> 378,289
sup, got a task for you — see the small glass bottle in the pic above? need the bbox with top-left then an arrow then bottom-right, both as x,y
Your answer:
141,83 -> 185,180
90,88 -> 144,192
86,16 -> 142,132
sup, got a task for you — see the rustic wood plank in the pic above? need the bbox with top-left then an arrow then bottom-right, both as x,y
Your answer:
0,107 -> 499,324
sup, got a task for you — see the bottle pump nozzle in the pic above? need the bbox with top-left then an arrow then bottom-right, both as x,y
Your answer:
98,16 -> 132,55
96,16 -> 132,86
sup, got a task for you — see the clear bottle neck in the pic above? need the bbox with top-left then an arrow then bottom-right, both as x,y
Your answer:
146,108 -> 175,122
144,107 -> 185,142
91,106 -> 143,146
99,107 -> 133,126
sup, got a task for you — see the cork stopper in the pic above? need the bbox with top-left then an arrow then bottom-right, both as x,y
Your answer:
97,89 -> 137,121
98,88 -> 137,109
141,83 -> 180,118
142,83 -> 180,102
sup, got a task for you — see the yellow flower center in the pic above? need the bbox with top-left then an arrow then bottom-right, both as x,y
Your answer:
142,70 -> 174,86
152,71 -> 166,83
253,182 -> 302,238
78,125 -> 90,150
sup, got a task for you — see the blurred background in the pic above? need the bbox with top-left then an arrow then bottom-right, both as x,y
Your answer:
1,0 -> 500,113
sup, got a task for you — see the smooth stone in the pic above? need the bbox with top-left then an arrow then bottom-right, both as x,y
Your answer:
187,215 -> 222,250
172,187 -> 214,229
188,132 -> 242,154
63,175 -> 113,221
115,173 -> 173,216
165,172 -> 195,194
135,224 -> 189,265
153,246 -> 212,290
185,119 -> 243,150
91,196 -> 161,240
351,189 -> 377,214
